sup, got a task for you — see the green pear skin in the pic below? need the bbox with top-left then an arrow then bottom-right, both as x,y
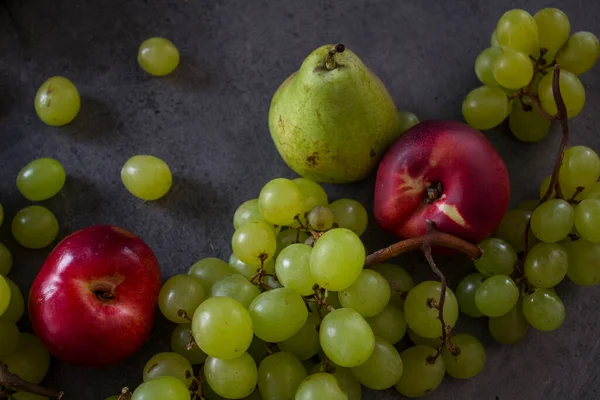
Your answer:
268,44 -> 401,184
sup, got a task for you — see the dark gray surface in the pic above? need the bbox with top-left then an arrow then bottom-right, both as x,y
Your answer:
1,0 -> 599,399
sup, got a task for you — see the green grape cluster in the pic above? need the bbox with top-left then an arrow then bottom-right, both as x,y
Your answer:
462,7 -> 598,142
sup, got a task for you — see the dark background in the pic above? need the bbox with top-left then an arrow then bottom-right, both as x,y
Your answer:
1,0 -> 599,399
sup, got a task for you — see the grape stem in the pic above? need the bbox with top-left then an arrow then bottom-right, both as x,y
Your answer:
294,215 -> 323,240
0,362 -> 64,399
117,387 -> 132,400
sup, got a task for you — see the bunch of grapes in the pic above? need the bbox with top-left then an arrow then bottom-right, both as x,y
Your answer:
462,7 -> 599,142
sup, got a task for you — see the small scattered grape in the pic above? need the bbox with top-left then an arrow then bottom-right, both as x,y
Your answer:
538,69 -> 585,118
370,262 -> 414,309
493,49 -> 534,89
531,199 -> 575,243
524,243 -> 568,288
158,274 -> 206,323
275,243 -> 316,296
232,220 -> 277,266
2,277 -> 24,323
0,318 -> 20,356
456,273 -> 485,318
320,308 -> 375,368
534,8 -> 571,56
350,337 -> 403,390
562,237 -> 600,286
143,352 -> 193,388
258,178 -> 305,226
328,199 -> 368,236
475,275 -> 519,317
462,85 -> 512,130
474,238 -> 517,276
495,9 -> 539,55
188,257 -> 235,293
278,313 -> 321,360
522,288 -> 565,331
131,376 -> 190,400
12,206 -> 59,249
404,281 -> 459,338
295,373 -> 347,400
138,37 -> 180,76
34,76 -> 80,126
338,269 -> 390,318
307,205 -> 334,231
204,353 -> 257,399
365,304 -> 406,345
474,47 -> 503,86
121,155 -> 172,201
170,323 -> 207,365
442,333 -> 486,379
488,300 -> 529,344
17,158 -> 66,201
257,351 -> 307,399
0,333 -> 50,384
249,287 -> 308,343
398,111 -> 420,133
508,105 -> 551,143
556,31 -> 600,75
395,345 -> 445,398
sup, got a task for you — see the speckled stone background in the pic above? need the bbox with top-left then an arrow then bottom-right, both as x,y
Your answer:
1,0 -> 599,399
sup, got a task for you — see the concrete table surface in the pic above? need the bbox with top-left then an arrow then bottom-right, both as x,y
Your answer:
1,0 -> 599,399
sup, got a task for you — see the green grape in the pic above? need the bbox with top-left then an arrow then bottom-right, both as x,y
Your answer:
562,237 -> 600,286
257,351 -> 307,399
293,178 -> 329,210
350,337 -> 402,390
121,155 -> 172,201
249,287 -> 308,342
495,9 -> 539,55
338,270 -> 390,317
295,373 -> 348,400
158,274 -> 206,323
365,304 -> 406,345
247,335 -> 269,365
0,333 -> 50,384
539,174 -> 578,200
310,228 -> 365,292
534,8 -> 570,56
275,228 -> 309,257
517,199 -> 540,212
302,360 -> 317,374
474,238 -> 517,276
307,206 -> 334,231
370,263 -> 414,309
331,367 -> 361,400
455,273 -> 485,318
258,178 -> 305,226
560,146 -> 600,191
132,376 -> 190,400
205,353 -> 257,399
581,182 -> 600,200
474,275 -> 519,317
395,345 -> 445,398
211,274 -> 260,309
398,111 -> 420,133
319,308 -> 375,368
508,104 -> 551,143
275,243 -> 316,296
491,30 -> 500,47
531,199 -> 575,243
12,394 -> 50,400
441,333 -> 486,379
495,209 -> 537,252
17,158 -> 66,201
2,277 -> 25,323
488,300 -> 529,344
328,199 -> 368,236
189,257 -> 235,293
191,296 -> 253,360
234,198 -> 277,231
34,76 -> 80,126
11,205 -> 59,249
556,31 -> 600,75
524,243 -> 568,288
404,281 -> 459,338
0,243 -> 13,276
407,326 -> 443,348
232,220 -> 277,266
228,253 -> 258,280
474,47 -> 503,86
308,291 -> 342,318
522,288 -> 565,331
0,275 -> 9,317
0,318 -> 20,356
138,37 -> 180,76
462,85 -> 511,130
143,352 -> 193,388
492,49 -> 534,89
278,313 -> 320,360
170,323 -> 207,364
538,69 -> 585,118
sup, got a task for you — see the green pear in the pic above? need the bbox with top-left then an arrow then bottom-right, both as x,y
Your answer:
268,44 -> 402,184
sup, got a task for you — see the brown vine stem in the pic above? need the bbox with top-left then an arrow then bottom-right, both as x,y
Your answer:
0,362 -> 63,399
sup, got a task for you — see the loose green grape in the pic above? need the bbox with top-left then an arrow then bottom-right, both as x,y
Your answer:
328,199 -> 368,236
395,345 -> 445,398
0,244 -> 12,276
508,105 -> 551,143
475,275 -> 519,317
228,253 -> 258,280
170,323 -> 207,365
462,86 -> 511,130
211,274 -> 260,309
16,158 -> 66,201
132,376 -> 191,400
249,287 -> 308,343
2,278 -> 24,323
0,276 -> 9,317
365,304 -> 406,345
232,220 -> 277,266
191,296 -> 253,360
295,373 -> 348,400
493,49 -> 534,89
0,318 -> 20,356
404,281 -> 459,338
495,9 -> 539,55
474,47 -> 503,86
538,69 -> 585,118
121,155 -> 172,201
442,333 -> 486,379
531,199 -> 575,243
0,333 -> 50,384
398,111 -> 420,133
34,76 -> 80,126
307,206 -> 334,231
189,257 -> 235,293
350,337 -> 402,390
524,243 -> 568,288
495,209 -> 537,252
247,335 -> 269,365
258,178 -> 305,226
534,8 -> 570,56
562,237 -> 600,286
488,300 -> 529,344
138,37 -> 180,76
310,228 -> 365,292
204,353 -> 257,399
474,238 -> 517,276
11,205 -> 59,249
370,263 -> 414,309
320,308 -> 375,368
275,228 -> 309,258
338,270 -> 390,318
234,199 -> 276,231
456,273 -> 485,318
275,243 -> 316,296
522,288 -> 565,331
556,31 -> 600,75
560,146 -> 600,190
158,274 -> 206,323
278,313 -> 320,360
257,351 -> 306,399
143,352 -> 193,388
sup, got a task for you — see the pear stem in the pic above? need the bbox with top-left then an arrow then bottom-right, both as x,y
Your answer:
325,44 -> 345,71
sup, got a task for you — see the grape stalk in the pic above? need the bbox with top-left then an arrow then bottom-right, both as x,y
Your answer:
0,361 -> 63,399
